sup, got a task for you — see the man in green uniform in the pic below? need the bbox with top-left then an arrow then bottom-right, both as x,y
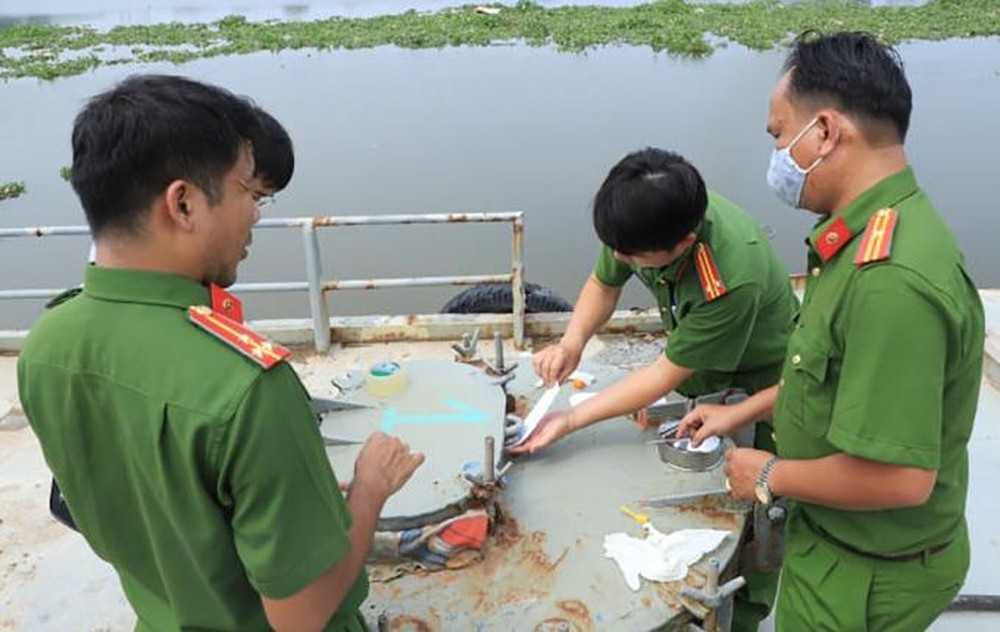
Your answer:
18,74 -> 423,631
679,32 -> 984,631
512,147 -> 798,631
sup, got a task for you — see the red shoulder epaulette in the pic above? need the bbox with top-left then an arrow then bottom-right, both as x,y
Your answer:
694,243 -> 727,302
854,208 -> 899,266
188,305 -> 290,369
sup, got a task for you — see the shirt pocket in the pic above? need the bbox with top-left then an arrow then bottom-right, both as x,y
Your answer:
776,339 -> 838,457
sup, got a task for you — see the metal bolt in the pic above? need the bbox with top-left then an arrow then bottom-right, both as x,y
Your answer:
493,331 -> 505,371
705,557 -> 720,595
484,436 -> 495,484
767,505 -> 787,523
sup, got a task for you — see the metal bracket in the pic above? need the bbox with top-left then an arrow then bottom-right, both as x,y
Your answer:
739,499 -> 788,573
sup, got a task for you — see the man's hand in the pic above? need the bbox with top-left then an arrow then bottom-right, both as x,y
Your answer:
677,403 -> 745,446
723,448 -> 774,502
533,342 -> 582,387
351,432 -> 424,502
506,410 -> 575,455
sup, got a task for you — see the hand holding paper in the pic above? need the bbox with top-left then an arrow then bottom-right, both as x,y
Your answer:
506,385 -> 570,454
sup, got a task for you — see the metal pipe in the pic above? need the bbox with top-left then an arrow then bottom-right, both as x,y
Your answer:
0,289 -> 70,299
3,213 -> 522,237
511,217 -> 525,349
322,274 -> 512,291
0,226 -> 90,238
3,213 -> 520,233
230,281 -> 310,292
302,223 -> 331,353
310,212 -> 522,227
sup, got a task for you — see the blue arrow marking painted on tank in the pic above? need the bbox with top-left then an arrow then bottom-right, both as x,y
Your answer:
381,398 -> 488,433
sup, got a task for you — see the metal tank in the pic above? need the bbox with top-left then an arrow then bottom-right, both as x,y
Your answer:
320,338 -> 749,631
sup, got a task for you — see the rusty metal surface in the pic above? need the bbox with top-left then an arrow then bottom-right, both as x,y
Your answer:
364,360 -> 745,629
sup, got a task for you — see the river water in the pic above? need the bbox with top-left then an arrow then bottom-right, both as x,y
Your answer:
0,3 -> 994,329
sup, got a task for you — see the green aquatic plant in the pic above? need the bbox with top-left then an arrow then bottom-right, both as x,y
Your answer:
0,181 -> 26,201
0,0 -> 997,81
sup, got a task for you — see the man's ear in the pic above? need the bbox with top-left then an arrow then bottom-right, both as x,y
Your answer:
815,110 -> 843,155
164,180 -> 196,232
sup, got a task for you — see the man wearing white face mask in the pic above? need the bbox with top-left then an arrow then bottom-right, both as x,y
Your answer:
678,31 -> 983,630
764,116 -> 824,210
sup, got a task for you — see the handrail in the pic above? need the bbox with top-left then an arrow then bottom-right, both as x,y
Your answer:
0,212 -> 526,351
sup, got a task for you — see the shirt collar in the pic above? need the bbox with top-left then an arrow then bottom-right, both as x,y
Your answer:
806,166 -> 919,262
84,266 -> 209,309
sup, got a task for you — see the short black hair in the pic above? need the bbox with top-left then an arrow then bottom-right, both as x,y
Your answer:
783,31 -> 912,142
70,74 -> 260,237
593,148 -> 707,255
250,107 -> 294,192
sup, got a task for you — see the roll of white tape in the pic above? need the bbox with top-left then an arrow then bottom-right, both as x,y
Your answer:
364,361 -> 409,398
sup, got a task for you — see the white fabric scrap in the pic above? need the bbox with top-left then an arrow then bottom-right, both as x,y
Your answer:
603,524 -> 730,591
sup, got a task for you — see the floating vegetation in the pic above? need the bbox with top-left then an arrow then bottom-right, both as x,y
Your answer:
0,181 -> 26,201
0,1 -> 997,80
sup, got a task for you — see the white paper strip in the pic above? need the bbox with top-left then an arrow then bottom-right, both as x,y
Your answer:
512,384 -> 561,446
569,392 -> 597,408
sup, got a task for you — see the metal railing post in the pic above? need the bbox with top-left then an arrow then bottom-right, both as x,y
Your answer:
302,222 -> 331,353
511,215 -> 525,349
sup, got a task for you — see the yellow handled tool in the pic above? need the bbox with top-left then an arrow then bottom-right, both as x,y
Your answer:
619,505 -> 650,526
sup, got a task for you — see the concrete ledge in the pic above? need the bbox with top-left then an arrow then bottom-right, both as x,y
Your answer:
1,310 -> 665,353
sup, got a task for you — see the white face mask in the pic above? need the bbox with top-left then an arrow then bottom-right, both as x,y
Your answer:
766,117 -> 824,209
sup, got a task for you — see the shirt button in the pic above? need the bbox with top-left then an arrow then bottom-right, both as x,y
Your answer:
778,378 -> 785,387
811,267 -> 821,277
791,354 -> 802,366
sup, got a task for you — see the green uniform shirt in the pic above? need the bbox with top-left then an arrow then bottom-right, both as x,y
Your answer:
594,191 -> 798,397
18,267 -> 367,631
773,167 -> 984,555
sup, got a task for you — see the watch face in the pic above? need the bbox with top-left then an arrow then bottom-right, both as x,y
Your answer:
755,483 -> 771,505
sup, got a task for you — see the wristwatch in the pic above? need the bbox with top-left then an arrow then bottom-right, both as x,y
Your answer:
754,456 -> 780,505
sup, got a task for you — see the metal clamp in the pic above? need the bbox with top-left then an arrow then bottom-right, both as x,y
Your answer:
680,557 -> 746,632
